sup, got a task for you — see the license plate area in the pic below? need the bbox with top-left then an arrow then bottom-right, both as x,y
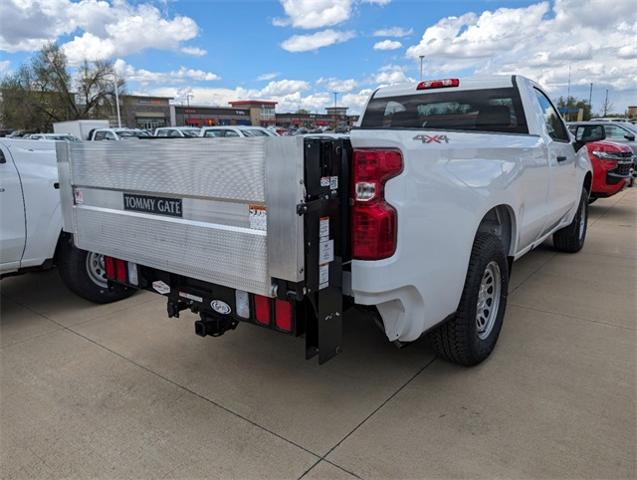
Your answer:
123,193 -> 183,217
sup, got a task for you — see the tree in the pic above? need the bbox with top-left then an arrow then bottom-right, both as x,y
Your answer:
0,43 -> 124,131
557,96 -> 592,121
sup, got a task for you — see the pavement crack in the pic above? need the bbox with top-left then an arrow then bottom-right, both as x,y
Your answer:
6,297 -> 325,467
510,303 -> 636,331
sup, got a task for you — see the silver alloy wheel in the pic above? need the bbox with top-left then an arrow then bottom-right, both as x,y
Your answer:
578,199 -> 586,240
476,261 -> 501,340
85,252 -> 108,288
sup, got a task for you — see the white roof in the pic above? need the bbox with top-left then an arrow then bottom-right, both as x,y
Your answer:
373,75 -> 519,99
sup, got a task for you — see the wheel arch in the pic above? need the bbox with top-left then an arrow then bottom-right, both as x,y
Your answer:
583,171 -> 592,195
476,204 -> 516,259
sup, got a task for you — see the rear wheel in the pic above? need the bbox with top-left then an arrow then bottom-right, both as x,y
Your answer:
430,233 -> 509,366
553,188 -> 588,253
57,237 -> 134,304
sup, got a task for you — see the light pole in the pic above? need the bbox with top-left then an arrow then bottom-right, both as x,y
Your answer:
107,73 -> 122,128
419,55 -> 425,81
332,91 -> 338,130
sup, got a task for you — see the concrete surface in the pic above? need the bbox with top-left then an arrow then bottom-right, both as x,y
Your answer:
1,188 -> 635,479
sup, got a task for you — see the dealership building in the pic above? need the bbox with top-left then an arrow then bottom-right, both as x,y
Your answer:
112,95 -> 358,130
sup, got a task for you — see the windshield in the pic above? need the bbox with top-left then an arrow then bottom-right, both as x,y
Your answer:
118,130 -> 150,138
240,128 -> 269,137
181,129 -> 200,137
361,87 -> 528,134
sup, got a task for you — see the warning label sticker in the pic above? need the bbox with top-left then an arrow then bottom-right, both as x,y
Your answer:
319,216 -> 330,240
330,176 -> 338,191
320,176 -> 330,187
319,264 -> 329,290
319,239 -> 334,264
249,204 -> 267,231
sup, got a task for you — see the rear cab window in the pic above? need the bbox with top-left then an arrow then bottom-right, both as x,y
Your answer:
361,87 -> 528,134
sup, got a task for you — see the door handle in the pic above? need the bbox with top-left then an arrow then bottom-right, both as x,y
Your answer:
556,156 -> 567,163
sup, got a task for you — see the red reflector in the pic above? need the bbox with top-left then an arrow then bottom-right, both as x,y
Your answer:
254,295 -> 271,325
275,299 -> 293,332
417,78 -> 459,90
115,259 -> 127,283
104,256 -> 115,279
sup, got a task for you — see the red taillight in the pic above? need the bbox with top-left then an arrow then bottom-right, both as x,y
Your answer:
115,259 -> 127,283
417,78 -> 459,90
104,256 -> 115,279
275,299 -> 293,332
254,295 -> 271,325
352,149 -> 403,260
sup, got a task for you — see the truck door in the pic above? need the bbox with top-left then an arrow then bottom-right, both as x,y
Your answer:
0,145 -> 26,271
532,88 -> 578,229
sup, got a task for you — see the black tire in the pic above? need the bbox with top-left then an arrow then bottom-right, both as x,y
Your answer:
430,233 -> 509,366
553,188 -> 588,253
57,237 -> 134,304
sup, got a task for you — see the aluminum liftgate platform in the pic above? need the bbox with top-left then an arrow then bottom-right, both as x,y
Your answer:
57,137 -> 350,363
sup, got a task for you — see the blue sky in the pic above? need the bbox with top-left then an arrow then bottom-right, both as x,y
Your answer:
0,0 -> 635,114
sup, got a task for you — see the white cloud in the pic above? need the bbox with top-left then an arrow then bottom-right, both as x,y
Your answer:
0,60 -> 11,76
274,0 -> 353,29
372,64 -> 414,85
362,0 -> 391,4
317,77 -> 358,92
114,60 -> 220,85
373,40 -> 402,50
257,72 -> 280,81
342,88 -> 374,112
405,0 -> 637,99
260,79 -> 310,96
181,46 -> 207,57
0,0 -> 200,63
281,29 -> 355,52
373,27 -> 412,37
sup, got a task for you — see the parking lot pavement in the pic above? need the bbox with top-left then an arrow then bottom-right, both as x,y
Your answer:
1,188 -> 635,479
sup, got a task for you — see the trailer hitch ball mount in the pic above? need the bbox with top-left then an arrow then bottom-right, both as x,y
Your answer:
194,313 -> 239,338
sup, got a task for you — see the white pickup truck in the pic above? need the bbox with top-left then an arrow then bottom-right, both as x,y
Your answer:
57,76 -> 600,364
0,139 -> 133,303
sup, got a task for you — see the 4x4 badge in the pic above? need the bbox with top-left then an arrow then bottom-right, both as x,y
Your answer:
413,134 -> 449,144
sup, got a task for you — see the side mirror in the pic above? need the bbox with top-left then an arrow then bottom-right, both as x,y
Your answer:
625,133 -> 635,141
573,125 -> 605,152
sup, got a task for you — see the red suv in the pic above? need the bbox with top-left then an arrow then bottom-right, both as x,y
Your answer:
585,140 -> 633,202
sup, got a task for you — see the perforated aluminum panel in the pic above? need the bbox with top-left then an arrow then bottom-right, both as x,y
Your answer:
59,138 -> 305,297
75,207 -> 269,295
69,139 -> 265,202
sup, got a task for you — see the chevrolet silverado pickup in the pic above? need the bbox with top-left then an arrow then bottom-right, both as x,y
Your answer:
57,75 -> 600,365
0,138 -> 133,303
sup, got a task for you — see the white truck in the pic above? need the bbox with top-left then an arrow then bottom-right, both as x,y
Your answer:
0,139 -> 133,303
53,120 -> 109,141
57,76 -> 601,364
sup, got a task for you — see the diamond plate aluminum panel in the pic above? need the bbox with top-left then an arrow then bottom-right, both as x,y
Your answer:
74,206 -> 270,296
69,139 -> 266,203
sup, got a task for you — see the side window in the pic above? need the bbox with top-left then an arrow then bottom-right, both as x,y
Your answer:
604,125 -> 627,140
533,89 -> 569,142
105,132 -> 116,141
94,131 -> 106,141
156,130 -> 168,137
204,129 -> 223,137
224,130 -> 240,137
168,130 -> 180,137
